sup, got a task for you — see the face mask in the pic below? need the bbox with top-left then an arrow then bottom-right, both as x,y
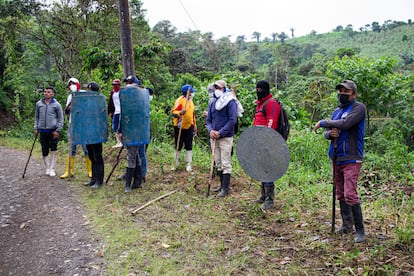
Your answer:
214,90 -> 223,98
338,93 -> 351,105
149,95 -> 153,101
256,91 -> 268,99
69,84 -> 78,92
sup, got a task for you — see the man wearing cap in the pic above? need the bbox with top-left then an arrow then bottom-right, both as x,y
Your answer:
108,78 -> 123,148
314,80 -> 367,243
253,80 -> 281,209
171,84 -> 197,172
206,80 -> 237,197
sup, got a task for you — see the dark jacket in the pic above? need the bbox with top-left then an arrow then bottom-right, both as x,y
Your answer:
321,100 -> 366,164
206,95 -> 237,138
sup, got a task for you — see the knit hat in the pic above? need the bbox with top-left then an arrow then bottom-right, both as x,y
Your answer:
256,80 -> 270,93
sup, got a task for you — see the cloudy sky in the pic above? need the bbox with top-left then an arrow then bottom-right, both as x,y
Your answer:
142,0 -> 413,40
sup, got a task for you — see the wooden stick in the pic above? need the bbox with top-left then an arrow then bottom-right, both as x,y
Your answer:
131,190 -> 177,214
206,139 -> 216,197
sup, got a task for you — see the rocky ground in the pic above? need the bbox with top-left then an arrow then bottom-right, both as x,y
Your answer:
0,146 -> 105,275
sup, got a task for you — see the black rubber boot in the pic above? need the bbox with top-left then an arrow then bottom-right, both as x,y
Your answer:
84,163 -> 96,186
124,168 -> 134,193
337,201 -> 354,234
217,173 -> 230,197
254,183 -> 266,203
132,165 -> 142,189
352,203 -> 365,243
91,162 -> 104,188
261,185 -> 274,209
213,171 -> 223,192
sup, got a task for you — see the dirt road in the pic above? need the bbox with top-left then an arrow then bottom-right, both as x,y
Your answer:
0,146 -> 105,275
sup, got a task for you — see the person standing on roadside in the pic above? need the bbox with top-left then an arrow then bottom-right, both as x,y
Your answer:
83,82 -> 105,189
60,78 -> 92,179
206,80 -> 237,197
171,84 -> 197,172
34,86 -> 64,177
314,80 -> 367,243
252,80 -> 281,209
107,78 -> 123,148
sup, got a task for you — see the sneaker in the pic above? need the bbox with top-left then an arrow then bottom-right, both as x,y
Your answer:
186,165 -> 192,172
112,142 -> 123,149
49,169 -> 56,177
45,168 -> 50,176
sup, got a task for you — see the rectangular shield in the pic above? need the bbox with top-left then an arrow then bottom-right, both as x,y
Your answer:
71,91 -> 108,145
120,86 -> 150,146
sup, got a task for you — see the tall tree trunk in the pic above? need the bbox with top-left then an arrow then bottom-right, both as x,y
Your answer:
118,0 -> 135,77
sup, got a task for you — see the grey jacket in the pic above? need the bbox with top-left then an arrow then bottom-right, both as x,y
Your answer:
34,98 -> 64,132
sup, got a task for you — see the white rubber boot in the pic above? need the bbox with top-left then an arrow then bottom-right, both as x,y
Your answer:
185,150 -> 192,172
43,156 -> 50,175
49,151 -> 57,177
171,150 -> 181,170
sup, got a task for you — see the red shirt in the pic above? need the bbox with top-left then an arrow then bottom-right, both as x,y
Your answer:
253,94 -> 281,129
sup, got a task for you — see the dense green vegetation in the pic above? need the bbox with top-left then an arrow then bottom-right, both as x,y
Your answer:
0,0 -> 413,274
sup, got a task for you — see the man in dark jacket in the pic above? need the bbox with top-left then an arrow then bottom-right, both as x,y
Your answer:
206,80 -> 237,197
314,80 -> 367,243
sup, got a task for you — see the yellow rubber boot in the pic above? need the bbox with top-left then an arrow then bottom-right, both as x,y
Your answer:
70,156 -> 75,176
85,156 -> 92,178
60,156 -> 72,179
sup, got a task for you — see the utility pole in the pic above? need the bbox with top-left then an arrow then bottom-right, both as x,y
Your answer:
118,0 -> 135,77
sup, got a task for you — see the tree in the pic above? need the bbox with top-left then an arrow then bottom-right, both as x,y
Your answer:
152,20 -> 177,41
251,32 -> 261,42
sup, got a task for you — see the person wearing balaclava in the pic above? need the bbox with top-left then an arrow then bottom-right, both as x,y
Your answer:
171,84 -> 197,172
313,80 -> 367,243
84,81 -> 105,188
253,80 -> 281,209
206,80 -> 238,197
60,77 -> 92,179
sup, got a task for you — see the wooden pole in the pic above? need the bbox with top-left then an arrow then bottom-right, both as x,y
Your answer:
131,190 -> 177,214
118,0 -> 135,77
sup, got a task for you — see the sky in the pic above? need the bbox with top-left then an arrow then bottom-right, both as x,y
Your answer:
141,0 -> 413,41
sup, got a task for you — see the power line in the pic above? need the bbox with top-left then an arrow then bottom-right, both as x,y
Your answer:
177,0 -> 199,31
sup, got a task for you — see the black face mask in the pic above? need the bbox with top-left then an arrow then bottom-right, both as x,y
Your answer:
256,91 -> 268,99
338,94 -> 351,105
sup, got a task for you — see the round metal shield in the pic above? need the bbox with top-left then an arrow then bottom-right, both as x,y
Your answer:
236,126 -> 290,182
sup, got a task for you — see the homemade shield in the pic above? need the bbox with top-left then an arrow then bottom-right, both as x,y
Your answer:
119,86 -> 150,146
71,91 -> 108,145
236,126 -> 290,182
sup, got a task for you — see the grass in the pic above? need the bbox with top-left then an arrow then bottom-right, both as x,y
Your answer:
1,135 -> 413,275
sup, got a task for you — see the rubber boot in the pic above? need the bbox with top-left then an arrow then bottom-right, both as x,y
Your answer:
112,133 -> 123,148
352,203 -> 366,243
43,156 -> 50,176
261,185 -> 274,210
254,183 -> 266,203
213,171 -> 223,192
132,165 -> 142,189
91,162 -> 104,189
124,168 -> 134,193
49,151 -> 57,177
60,156 -> 74,179
171,150 -> 181,170
337,201 -> 354,234
185,150 -> 192,172
85,156 -> 92,178
217,173 -> 230,197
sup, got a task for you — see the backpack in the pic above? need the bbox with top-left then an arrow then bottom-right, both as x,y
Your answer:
258,98 -> 290,140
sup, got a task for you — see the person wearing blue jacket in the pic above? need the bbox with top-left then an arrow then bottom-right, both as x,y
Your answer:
206,80 -> 238,197
314,80 -> 367,243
